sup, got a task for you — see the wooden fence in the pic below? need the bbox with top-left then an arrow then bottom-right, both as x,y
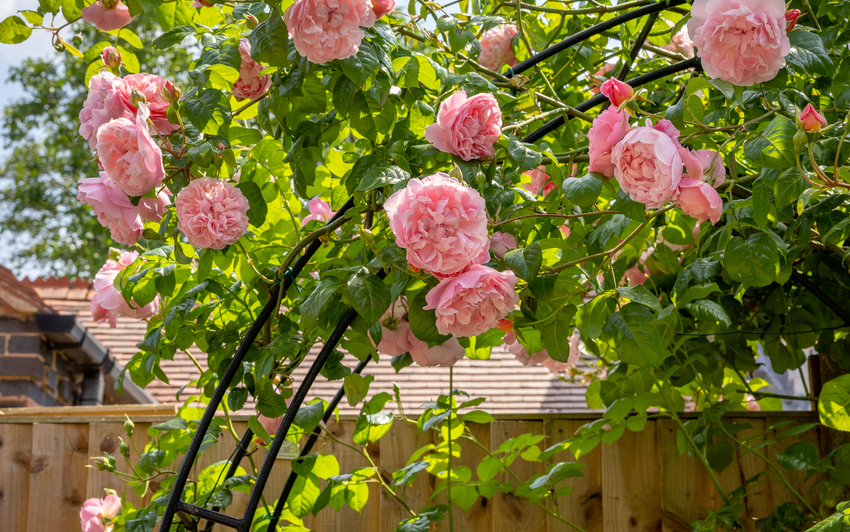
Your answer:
0,405 -> 834,532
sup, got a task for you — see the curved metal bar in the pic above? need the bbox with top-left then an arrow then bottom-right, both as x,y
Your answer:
265,357 -> 372,531
159,198 -> 357,532
521,57 -> 701,144
506,0 -> 689,78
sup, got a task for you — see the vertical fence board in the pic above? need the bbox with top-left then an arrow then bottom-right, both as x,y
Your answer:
26,423 -> 90,531
490,420 -> 547,532
731,417 -> 773,530
315,420 -> 381,532
379,420 -> 432,532
544,418 -> 603,532
434,421 -> 493,532
0,423 -> 33,532
602,426 -> 662,532
765,416 -> 822,510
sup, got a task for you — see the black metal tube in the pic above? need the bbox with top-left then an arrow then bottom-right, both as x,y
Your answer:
178,501 -> 245,530
266,357 -> 372,530
201,429 -> 254,532
521,57 -> 701,144
506,0 -> 689,78
617,12 -> 658,80
159,197 -> 357,532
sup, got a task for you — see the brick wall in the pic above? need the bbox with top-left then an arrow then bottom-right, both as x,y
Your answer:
0,317 -> 78,408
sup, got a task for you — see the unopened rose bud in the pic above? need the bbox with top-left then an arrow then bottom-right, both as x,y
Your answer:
123,415 -> 134,437
130,87 -> 147,107
793,128 -> 808,154
118,438 -> 130,459
102,46 -> 121,69
161,80 -> 181,104
798,103 -> 826,132
785,9 -> 801,30
496,318 -> 513,332
72,33 -> 83,46
600,77 -> 634,107
244,13 -> 258,29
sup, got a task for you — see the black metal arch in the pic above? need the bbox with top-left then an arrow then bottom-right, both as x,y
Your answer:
159,3 -> 702,529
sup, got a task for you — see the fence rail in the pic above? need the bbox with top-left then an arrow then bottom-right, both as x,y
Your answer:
0,406 -> 833,532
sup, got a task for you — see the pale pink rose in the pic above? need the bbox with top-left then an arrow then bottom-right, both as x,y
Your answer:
745,394 -> 761,411
101,46 -> 121,69
567,329 -> 581,367
588,107 -> 631,179
91,251 -> 160,328
233,39 -> 272,101
79,72 -> 130,151
589,63 -> 615,94
600,78 -> 634,107
680,148 -> 726,186
77,173 -> 144,245
113,74 -> 180,135
675,178 -> 723,224
284,0 -> 376,64
301,198 -> 335,225
623,263 -> 649,286
176,178 -> 250,249
652,118 -> 681,141
97,103 -> 166,197
409,337 -> 465,367
490,232 -> 517,259
560,225 -> 571,238
80,494 -> 122,532
424,264 -> 518,337
799,104 -> 826,132
371,0 -> 394,18
662,30 -> 695,58
784,9 -> 800,30
687,0 -> 790,86
611,120 -> 683,209
384,172 -> 490,277
478,24 -> 518,72
376,298 -> 465,366
258,414 -> 282,437
424,91 -> 502,161
137,188 -> 172,223
502,331 -> 575,373
82,0 -> 132,31
523,166 -> 556,196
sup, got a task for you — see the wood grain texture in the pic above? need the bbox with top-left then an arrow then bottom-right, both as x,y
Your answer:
86,422 -> 152,507
765,416 -> 822,509
27,423 -> 90,531
602,427 -> 663,532
0,423 -> 33,532
490,420 -> 547,532
434,421 -> 493,532
544,418 -> 603,532
379,420 -> 431,532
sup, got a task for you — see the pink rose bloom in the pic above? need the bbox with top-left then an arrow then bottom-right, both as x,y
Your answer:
675,178 -> 723,224
784,9 -> 800,30
623,263 -> 649,286
611,120 -> 683,209
799,104 -> 826,132
502,331 -> 578,373
663,30 -> 695,58
560,225 -> 571,238
258,414 -> 282,437
409,338 -> 465,367
600,78 -> 634,107
523,166 -> 556,196
77,173 -> 144,245
284,0 -> 376,64
80,494 -> 122,532
176,178 -> 250,249
478,24 -> 518,72
97,103 -> 166,197
745,394 -> 761,411
79,72 -> 129,151
376,299 -> 465,367
82,0 -> 132,31
589,63 -> 615,94
114,74 -> 180,135
424,91 -> 502,161
233,38 -> 272,101
687,0 -> 790,86
424,264 -> 518,337
384,172 -> 489,277
680,148 -> 726,186
490,232 -> 517,259
301,198 -> 335,225
137,188 -> 172,223
91,251 -> 160,328
371,0 -> 394,18
588,107 -> 631,178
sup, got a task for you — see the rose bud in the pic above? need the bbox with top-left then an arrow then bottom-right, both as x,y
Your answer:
785,9 -> 801,30
101,46 -> 121,69
798,103 -> 826,132
244,13 -> 258,28
129,87 -> 147,107
600,77 -> 634,107
160,79 -> 182,104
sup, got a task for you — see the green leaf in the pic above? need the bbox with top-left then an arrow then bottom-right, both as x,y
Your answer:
294,401 -> 325,433
343,373 -> 374,407
507,136 -> 543,173
340,41 -> 381,87
605,303 -> 668,368
743,116 -> 796,169
288,474 -> 321,518
819,375 -> 850,432
724,233 -> 779,288
355,165 -> 410,191
154,25 -> 194,50
248,11 -> 289,67
685,300 -> 731,326
301,278 -> 341,330
61,0 -> 82,21
0,16 -> 32,44
562,174 -> 602,209
256,384 -> 289,418
752,178 -> 769,227
408,288 -> 451,345
502,241 -> 542,282
576,292 -> 614,339
776,441 -> 819,471
236,181 -> 267,227
229,126 -> 263,146
616,285 -> 661,313
228,388 -> 249,411
706,441 -> 734,473
347,273 -> 391,327
124,509 -> 157,532
184,89 -> 231,136
786,30 -> 832,76
542,308 -> 576,363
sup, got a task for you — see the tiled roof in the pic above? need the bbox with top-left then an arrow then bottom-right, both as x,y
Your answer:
0,265 -> 55,318
24,278 -> 593,414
